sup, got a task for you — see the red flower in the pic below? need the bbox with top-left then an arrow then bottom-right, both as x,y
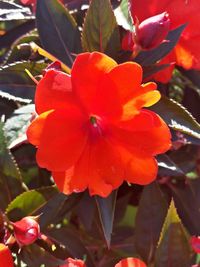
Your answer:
27,52 -> 171,197
125,0 -> 200,83
0,244 -> 14,267
122,12 -> 170,51
115,257 -> 147,267
191,236 -> 200,254
59,258 -> 86,267
12,216 -> 40,246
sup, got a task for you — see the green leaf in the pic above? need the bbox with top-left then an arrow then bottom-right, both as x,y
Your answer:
0,90 -> 31,104
0,1 -> 33,21
150,95 -> 200,139
155,199 -> 192,267
135,182 -> 169,264
114,0 -> 133,31
45,227 -> 95,267
36,0 -> 81,67
39,192 -> 82,230
95,190 -> 117,248
0,61 -> 45,84
82,0 -> 120,58
6,186 -> 58,221
0,121 -> 24,210
0,61 -> 46,100
135,24 -> 186,66
157,154 -> 184,176
19,243 -> 64,267
5,30 -> 39,64
4,104 -> 34,147
169,178 -> 200,235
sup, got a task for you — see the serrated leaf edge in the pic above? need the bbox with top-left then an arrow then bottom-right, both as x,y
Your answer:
168,98 -> 200,139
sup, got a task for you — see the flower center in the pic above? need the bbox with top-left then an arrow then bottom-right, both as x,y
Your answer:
89,115 -> 103,138
90,116 -> 98,127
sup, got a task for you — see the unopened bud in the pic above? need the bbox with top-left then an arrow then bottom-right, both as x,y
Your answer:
122,12 -> 170,52
12,216 -> 40,246
42,61 -> 62,76
60,258 -> 86,267
136,12 -> 170,50
191,236 -> 200,254
0,243 -> 13,267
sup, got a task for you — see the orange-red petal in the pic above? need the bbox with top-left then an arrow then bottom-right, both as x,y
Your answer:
0,244 -> 14,267
53,123 -> 161,197
111,110 -> 171,156
115,257 -> 147,267
106,62 -> 143,104
35,70 -> 75,114
53,138 -> 124,197
30,107 -> 88,171
27,110 -> 54,146
71,52 -> 122,118
126,153 -> 158,185
121,83 -> 160,120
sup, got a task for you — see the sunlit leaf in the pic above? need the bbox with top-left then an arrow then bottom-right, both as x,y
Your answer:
0,61 -> 46,100
82,0 -> 120,58
150,96 -> 200,140
114,0 -> 133,31
6,186 -> 58,221
36,0 -> 81,67
157,154 -> 184,176
0,1 -> 33,21
0,121 -> 24,210
155,199 -> 193,267
4,104 -> 34,147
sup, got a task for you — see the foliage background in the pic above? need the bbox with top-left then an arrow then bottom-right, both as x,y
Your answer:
0,0 -> 200,266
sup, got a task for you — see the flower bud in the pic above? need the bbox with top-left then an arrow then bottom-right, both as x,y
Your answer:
0,243 -> 14,267
12,216 -> 40,246
136,12 -> 170,50
60,258 -> 86,267
115,257 -> 147,267
20,0 -> 35,4
191,236 -> 200,253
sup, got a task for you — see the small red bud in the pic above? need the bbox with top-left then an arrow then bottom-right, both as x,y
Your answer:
12,216 -> 40,246
122,12 -> 170,52
59,258 -> 86,267
42,61 -> 62,76
191,236 -> 200,253
0,243 -> 14,267
136,12 -> 170,50
20,0 -> 35,4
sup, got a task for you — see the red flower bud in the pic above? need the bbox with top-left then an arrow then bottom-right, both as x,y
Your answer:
115,257 -> 147,267
191,236 -> 200,253
59,258 -> 86,267
20,0 -> 35,4
0,243 -> 14,267
12,216 -> 40,246
136,12 -> 170,50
